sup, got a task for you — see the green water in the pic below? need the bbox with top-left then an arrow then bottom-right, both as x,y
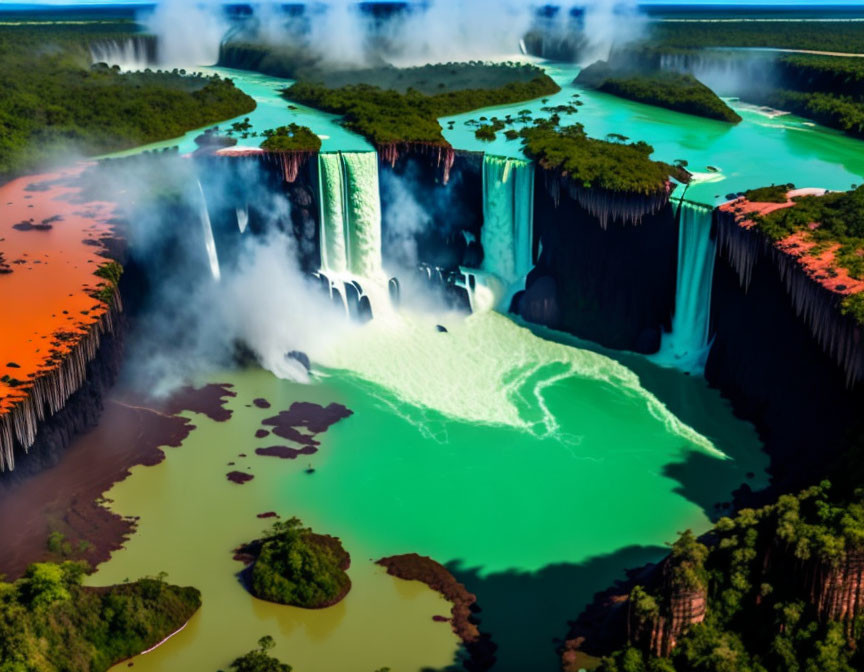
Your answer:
92,312 -> 767,671
441,61 -> 864,204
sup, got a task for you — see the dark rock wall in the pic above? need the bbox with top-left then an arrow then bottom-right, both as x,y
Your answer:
706,240 -> 864,488
517,171 -> 677,353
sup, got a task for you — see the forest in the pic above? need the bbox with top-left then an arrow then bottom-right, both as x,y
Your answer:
283,74 -> 560,147
575,62 -> 742,124
0,561 -> 200,671
598,482 -> 864,672
0,24 -> 255,178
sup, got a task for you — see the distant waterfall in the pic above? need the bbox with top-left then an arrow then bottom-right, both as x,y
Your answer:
480,155 -> 535,307
652,200 -> 716,373
196,181 -> 221,281
236,205 -> 249,234
317,152 -> 387,318
89,37 -> 157,70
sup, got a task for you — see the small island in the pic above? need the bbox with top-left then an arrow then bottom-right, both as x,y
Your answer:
234,517 -> 351,609
0,561 -> 200,672
575,61 -> 742,123
260,124 -> 322,153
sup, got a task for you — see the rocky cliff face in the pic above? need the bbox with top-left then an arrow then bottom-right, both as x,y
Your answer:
708,211 -> 864,488
517,170 -> 677,353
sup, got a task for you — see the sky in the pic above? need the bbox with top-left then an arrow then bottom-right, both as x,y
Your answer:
5,0 -> 864,6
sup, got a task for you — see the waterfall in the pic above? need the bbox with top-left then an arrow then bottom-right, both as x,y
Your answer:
196,181 -> 221,281
89,37 -> 156,70
317,151 -> 387,318
651,200 -> 716,374
236,205 -> 249,234
480,155 -> 535,308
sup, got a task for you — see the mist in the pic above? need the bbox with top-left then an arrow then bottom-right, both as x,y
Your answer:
82,154 -> 347,397
137,1 -> 650,69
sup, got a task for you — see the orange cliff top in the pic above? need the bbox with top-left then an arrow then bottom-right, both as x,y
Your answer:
0,164 -> 118,417
718,188 -> 864,298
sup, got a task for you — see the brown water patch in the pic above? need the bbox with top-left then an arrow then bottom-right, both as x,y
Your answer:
0,383 -> 238,579
255,445 -> 317,459
227,471 -> 254,484
377,554 -> 497,670
260,402 -> 353,447
254,429 -> 270,439
252,397 -> 271,409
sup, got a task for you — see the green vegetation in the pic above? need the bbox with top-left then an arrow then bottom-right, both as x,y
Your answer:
519,119 -> 681,195
576,62 -> 741,123
763,89 -> 864,139
598,482 -> 864,672
744,184 -> 794,203
283,73 -> 560,148
0,25 -> 255,178
91,260 -> 123,305
753,186 -> 864,281
221,636 -> 292,672
649,21 -> 864,53
243,518 -> 351,609
0,561 -> 200,671
260,125 -> 322,153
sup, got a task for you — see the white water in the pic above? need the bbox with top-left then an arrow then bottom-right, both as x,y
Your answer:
89,37 -> 154,71
651,200 -> 717,374
317,309 -> 723,458
235,205 -> 248,234
196,180 -> 221,282
317,151 -> 389,317
480,155 -> 535,308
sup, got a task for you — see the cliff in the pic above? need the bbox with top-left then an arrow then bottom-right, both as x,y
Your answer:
0,165 -> 124,476
517,168 -> 677,353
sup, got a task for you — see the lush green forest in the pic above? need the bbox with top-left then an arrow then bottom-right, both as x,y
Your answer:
519,119 -> 681,196
649,21 -> 864,53
0,24 -> 255,178
243,518 -> 351,609
598,482 -> 864,672
575,62 -> 741,123
283,74 -> 560,148
744,184 -> 795,204
260,125 -> 322,152
0,561 -> 200,671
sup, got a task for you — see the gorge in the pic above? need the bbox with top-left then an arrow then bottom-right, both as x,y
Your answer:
4,4 -> 864,672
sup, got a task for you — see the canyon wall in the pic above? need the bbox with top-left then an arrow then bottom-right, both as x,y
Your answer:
516,169 -> 677,353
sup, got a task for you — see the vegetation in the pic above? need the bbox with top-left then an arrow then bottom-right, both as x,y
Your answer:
0,24 -> 255,178
282,73 -> 560,148
576,62 -> 741,123
649,21 -> 864,53
221,636 -> 292,672
260,125 -> 322,153
519,119 -> 681,195
0,561 -> 200,671
763,89 -> 864,139
753,186 -> 864,281
92,260 -> 123,305
744,184 -> 795,203
598,482 -> 864,672
242,518 -> 351,609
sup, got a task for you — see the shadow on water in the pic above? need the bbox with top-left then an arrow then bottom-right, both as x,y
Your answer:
519,319 -> 770,522
423,545 -> 667,672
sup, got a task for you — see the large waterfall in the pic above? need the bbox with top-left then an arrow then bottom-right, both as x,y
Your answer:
318,152 -> 384,278
652,200 -> 717,373
478,155 -> 535,308
89,37 -> 156,70
196,181 -> 221,282
317,152 -> 386,317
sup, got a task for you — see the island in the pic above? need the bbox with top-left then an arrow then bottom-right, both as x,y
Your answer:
233,518 -> 351,609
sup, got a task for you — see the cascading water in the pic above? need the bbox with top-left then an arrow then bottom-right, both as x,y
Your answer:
236,205 -> 249,234
196,181 -> 221,282
474,155 -> 535,310
651,200 -> 717,374
89,37 -> 156,70
317,152 -> 387,317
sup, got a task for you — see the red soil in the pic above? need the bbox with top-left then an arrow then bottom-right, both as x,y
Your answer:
0,383 -> 235,580
0,165 -> 118,417
719,189 -> 864,298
